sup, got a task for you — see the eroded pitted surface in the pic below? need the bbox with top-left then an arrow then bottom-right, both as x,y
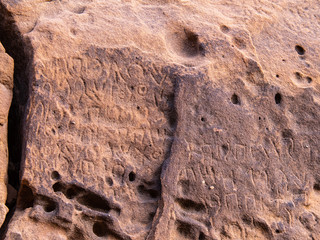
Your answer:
1,0 -> 320,239
150,68 -> 320,240
9,48 -> 177,239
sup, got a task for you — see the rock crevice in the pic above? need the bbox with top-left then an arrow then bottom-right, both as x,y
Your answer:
0,3 -> 34,236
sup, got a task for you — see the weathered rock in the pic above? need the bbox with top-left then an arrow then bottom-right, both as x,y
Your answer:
0,42 -> 13,227
1,0 -> 320,239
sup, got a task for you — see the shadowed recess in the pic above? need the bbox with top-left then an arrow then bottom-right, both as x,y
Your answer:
175,198 -> 206,212
0,3 -> 33,237
295,45 -> 305,55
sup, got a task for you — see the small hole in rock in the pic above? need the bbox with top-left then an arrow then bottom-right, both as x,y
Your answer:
53,182 -> 63,192
129,172 -> 136,182
220,25 -> 230,33
276,74 -> 279,78
176,198 -> 205,212
44,201 -> 56,212
314,183 -> 320,191
106,177 -> 113,186
275,229 -> 280,234
93,221 -> 108,237
51,171 -> 60,180
201,117 -> 205,122
295,45 -> 305,55
77,192 -> 111,213
275,93 -> 282,105
182,29 -> 202,57
221,144 -> 229,156
295,72 -> 302,80
282,129 -> 293,139
66,188 -> 77,199
137,106 -> 140,110
306,77 -> 312,83
231,94 -> 240,105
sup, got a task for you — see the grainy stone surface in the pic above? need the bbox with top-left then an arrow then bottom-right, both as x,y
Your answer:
1,0 -> 320,239
0,42 -> 13,227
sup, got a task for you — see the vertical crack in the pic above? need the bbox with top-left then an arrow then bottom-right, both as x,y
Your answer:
0,3 -> 33,237
147,70 -> 180,240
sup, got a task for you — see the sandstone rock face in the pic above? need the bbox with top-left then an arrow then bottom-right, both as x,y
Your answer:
0,42 -> 13,227
1,0 -> 320,239
0,42 -> 13,228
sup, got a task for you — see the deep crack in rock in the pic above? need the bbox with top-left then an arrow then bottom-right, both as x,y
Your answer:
0,3 -> 33,237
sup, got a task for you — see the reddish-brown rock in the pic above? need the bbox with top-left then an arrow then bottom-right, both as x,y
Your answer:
0,1 -> 320,239
0,42 -> 13,228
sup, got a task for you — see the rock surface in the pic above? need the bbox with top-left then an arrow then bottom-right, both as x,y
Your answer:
0,0 -> 320,239
0,42 -> 13,228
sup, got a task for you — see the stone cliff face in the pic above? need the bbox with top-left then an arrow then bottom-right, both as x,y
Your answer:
0,42 -> 13,228
0,0 -> 320,239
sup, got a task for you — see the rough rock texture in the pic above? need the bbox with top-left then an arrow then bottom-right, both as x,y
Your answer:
1,0 -> 320,239
0,43 -> 13,227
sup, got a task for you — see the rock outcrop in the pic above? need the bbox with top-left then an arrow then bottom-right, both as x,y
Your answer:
0,42 -> 13,227
0,0 -> 320,239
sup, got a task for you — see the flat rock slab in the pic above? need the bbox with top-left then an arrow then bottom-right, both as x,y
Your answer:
1,0 -> 320,239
